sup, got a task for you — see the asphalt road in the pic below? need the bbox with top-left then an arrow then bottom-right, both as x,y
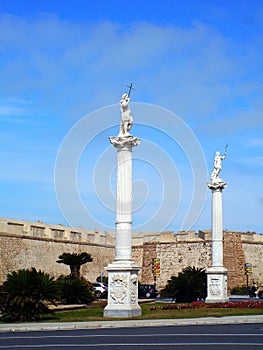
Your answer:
1,323 -> 263,349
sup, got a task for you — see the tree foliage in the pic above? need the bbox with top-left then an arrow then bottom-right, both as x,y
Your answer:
56,275 -> 94,304
160,266 -> 207,303
0,268 -> 59,322
56,252 -> 93,278
230,285 -> 249,295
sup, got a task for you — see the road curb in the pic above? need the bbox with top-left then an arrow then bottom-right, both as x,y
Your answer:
1,315 -> 263,332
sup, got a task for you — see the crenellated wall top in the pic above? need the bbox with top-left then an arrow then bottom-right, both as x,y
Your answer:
0,217 -> 115,246
0,217 -> 262,246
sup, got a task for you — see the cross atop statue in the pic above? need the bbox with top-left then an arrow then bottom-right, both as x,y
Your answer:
126,83 -> 135,98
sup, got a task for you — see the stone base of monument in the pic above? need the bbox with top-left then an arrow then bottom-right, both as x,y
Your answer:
103,261 -> 142,318
205,266 -> 229,303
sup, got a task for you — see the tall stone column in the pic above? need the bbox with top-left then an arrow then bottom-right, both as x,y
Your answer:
205,148 -> 228,303
104,92 -> 142,317
113,137 -> 139,261
205,181 -> 228,303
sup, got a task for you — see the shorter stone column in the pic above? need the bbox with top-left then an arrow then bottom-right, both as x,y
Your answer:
206,181 -> 228,303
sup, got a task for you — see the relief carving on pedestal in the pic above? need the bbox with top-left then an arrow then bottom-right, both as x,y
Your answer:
223,275 -> 228,296
209,278 -> 220,296
130,274 -> 138,304
110,274 -> 128,304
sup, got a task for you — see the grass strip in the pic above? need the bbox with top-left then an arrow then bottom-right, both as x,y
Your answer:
43,302 -> 263,323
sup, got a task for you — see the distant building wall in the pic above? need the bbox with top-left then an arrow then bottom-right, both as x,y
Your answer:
241,232 -> 263,286
133,231 -> 212,290
132,230 -> 263,291
0,218 -> 115,283
0,217 -> 263,293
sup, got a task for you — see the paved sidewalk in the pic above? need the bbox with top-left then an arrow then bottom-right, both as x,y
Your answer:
1,315 -> 263,332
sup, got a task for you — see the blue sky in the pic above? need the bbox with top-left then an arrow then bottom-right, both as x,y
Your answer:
0,0 -> 262,234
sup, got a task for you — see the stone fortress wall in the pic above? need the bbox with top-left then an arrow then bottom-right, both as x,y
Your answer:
0,217 -> 263,292
0,218 -> 115,285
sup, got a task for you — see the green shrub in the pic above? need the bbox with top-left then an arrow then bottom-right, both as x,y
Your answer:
231,285 -> 249,295
160,266 -> 207,302
0,268 -> 59,322
56,276 -> 94,304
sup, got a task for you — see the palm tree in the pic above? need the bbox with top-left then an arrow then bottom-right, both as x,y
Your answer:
56,252 -> 93,279
160,266 -> 207,302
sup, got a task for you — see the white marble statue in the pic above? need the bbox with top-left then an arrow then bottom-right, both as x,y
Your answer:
210,147 -> 227,183
118,93 -> 133,137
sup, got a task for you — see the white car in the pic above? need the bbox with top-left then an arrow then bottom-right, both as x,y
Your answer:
255,286 -> 263,299
92,282 -> 108,298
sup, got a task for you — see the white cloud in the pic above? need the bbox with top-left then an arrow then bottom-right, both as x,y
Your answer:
0,100 -> 45,125
0,98 -> 29,117
0,12 -> 262,232
0,106 -> 24,116
0,14 -> 258,123
236,156 -> 263,167
246,138 -> 263,148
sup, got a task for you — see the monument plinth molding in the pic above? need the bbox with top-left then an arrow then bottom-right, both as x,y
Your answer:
104,94 -> 142,317
206,180 -> 229,303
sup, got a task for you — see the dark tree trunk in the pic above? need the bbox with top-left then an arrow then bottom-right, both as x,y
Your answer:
70,265 -> 80,279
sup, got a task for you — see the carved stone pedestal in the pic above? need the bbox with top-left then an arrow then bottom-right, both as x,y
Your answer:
206,181 -> 229,303
206,267 -> 228,303
104,262 -> 141,317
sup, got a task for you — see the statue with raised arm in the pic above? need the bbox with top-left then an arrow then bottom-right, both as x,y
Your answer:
210,145 -> 228,183
118,93 -> 133,137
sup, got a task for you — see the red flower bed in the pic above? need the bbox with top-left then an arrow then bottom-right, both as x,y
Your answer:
150,301 -> 263,311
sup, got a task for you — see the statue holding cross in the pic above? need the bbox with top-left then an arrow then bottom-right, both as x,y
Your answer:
210,145 -> 228,183
118,85 -> 134,137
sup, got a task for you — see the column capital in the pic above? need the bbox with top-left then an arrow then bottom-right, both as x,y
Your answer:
207,181 -> 227,191
109,135 -> 140,149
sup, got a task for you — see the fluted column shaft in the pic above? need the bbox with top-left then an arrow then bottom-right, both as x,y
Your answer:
115,143 -> 132,260
211,187 -> 224,266
109,136 -> 140,262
